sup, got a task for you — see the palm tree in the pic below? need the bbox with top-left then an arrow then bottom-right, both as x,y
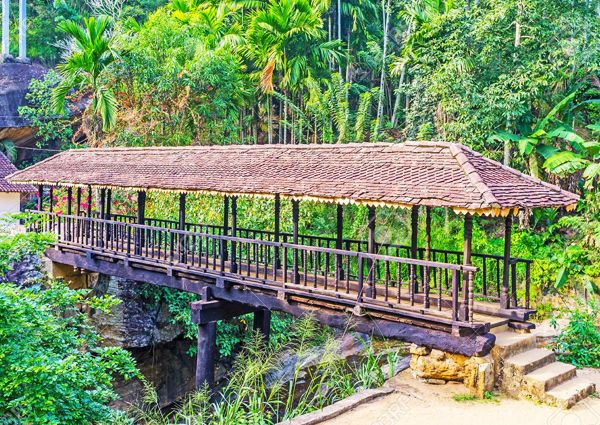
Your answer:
52,16 -> 117,132
245,0 -> 342,143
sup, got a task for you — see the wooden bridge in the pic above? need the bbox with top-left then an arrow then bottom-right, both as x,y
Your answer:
8,141 -> 579,388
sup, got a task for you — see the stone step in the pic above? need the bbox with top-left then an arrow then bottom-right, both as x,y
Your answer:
545,377 -> 597,409
500,348 -> 556,396
505,348 -> 555,376
493,331 -> 537,359
523,362 -> 577,399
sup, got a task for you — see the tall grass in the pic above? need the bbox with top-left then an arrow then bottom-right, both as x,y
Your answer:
120,316 -> 402,424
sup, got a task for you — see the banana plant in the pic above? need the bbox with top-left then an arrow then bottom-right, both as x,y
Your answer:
488,91 -> 597,181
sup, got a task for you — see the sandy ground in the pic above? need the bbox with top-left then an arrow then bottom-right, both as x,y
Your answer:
321,368 -> 600,425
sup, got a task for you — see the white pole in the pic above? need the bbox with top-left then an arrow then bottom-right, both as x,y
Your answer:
1,0 -> 9,58
18,0 -> 26,60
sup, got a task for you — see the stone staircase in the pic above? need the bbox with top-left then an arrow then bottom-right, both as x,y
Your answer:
492,330 -> 596,408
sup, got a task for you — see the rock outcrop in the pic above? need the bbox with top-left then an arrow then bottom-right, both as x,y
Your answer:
91,274 -> 184,348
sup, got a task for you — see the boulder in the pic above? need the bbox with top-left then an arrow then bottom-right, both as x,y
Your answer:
90,274 -> 184,348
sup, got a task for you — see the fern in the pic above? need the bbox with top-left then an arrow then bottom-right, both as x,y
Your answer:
354,91 -> 373,142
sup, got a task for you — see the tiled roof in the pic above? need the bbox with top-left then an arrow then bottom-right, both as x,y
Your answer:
0,153 -> 35,193
6,142 -> 579,215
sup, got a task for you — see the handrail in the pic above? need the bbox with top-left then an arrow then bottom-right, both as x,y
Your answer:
34,211 -> 476,272
30,210 -> 482,323
104,212 -> 533,263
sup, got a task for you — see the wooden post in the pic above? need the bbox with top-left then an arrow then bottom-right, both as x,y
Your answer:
424,206 -> 431,309
49,187 -> 53,213
367,206 -> 376,297
253,309 -> 271,345
76,188 -> 82,216
462,214 -> 473,321
106,189 -> 112,220
501,215 -> 512,309
195,321 -> 216,389
292,200 -> 300,285
223,196 -> 229,261
274,194 -> 281,269
410,206 -> 419,294
66,187 -> 73,242
336,204 -> 343,281
99,189 -> 106,219
135,191 -> 146,256
179,193 -> 186,263
37,185 -> 43,211
86,186 -> 92,218
230,196 -> 238,273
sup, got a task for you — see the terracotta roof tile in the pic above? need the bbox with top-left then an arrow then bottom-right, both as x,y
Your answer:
0,153 -> 35,193
7,141 -> 579,215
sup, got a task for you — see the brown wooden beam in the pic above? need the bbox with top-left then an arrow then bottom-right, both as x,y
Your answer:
336,204 -> 343,280
292,199 -> 300,284
253,309 -> 271,345
410,206 -> 419,298
136,191 -> 146,256
49,186 -> 53,213
37,185 -> 43,211
462,214 -> 473,321
76,187 -> 82,216
230,196 -> 238,273
86,186 -> 92,218
66,187 -> 72,216
424,206 -> 431,309
367,206 -> 376,296
223,196 -> 229,261
196,321 -> 216,389
179,193 -> 186,263
502,215 -> 512,309
106,189 -> 112,220
99,189 -> 106,220
191,299 -> 258,324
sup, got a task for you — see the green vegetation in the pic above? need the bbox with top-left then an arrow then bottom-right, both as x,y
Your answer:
125,318 -> 401,424
0,229 -> 138,424
550,302 -> 600,368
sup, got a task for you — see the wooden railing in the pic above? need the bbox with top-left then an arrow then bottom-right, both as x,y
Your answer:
105,213 -> 532,309
32,211 -> 480,325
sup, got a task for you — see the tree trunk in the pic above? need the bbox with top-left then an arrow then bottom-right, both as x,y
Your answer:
374,0 -> 390,138
391,63 -> 406,127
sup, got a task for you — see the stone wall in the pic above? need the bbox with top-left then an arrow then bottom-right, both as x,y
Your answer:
409,344 -> 495,398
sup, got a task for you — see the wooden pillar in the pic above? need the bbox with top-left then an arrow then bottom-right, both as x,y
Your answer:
410,206 -> 419,296
336,204 -> 343,280
253,309 -> 271,345
86,186 -> 92,218
49,187 -> 53,213
195,321 -> 217,389
424,206 -> 431,308
274,194 -> 281,269
462,214 -> 473,321
37,185 -> 43,211
76,188 -> 82,216
230,196 -> 238,273
292,199 -> 300,285
66,187 -> 73,241
106,189 -> 112,220
501,215 -> 512,309
222,196 -> 229,261
178,193 -> 186,263
367,206 -> 376,297
99,189 -> 106,219
135,191 -> 146,256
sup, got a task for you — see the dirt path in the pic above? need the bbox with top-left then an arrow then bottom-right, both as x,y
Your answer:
321,369 -> 600,425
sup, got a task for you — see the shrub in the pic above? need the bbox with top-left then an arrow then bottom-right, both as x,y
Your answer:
550,302 -> 600,368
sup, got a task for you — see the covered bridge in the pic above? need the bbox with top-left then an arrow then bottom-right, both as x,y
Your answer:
8,141 -> 579,387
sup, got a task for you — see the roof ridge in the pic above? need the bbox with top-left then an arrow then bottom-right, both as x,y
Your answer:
448,143 -> 500,208
458,144 -> 580,202
74,142 -> 402,153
